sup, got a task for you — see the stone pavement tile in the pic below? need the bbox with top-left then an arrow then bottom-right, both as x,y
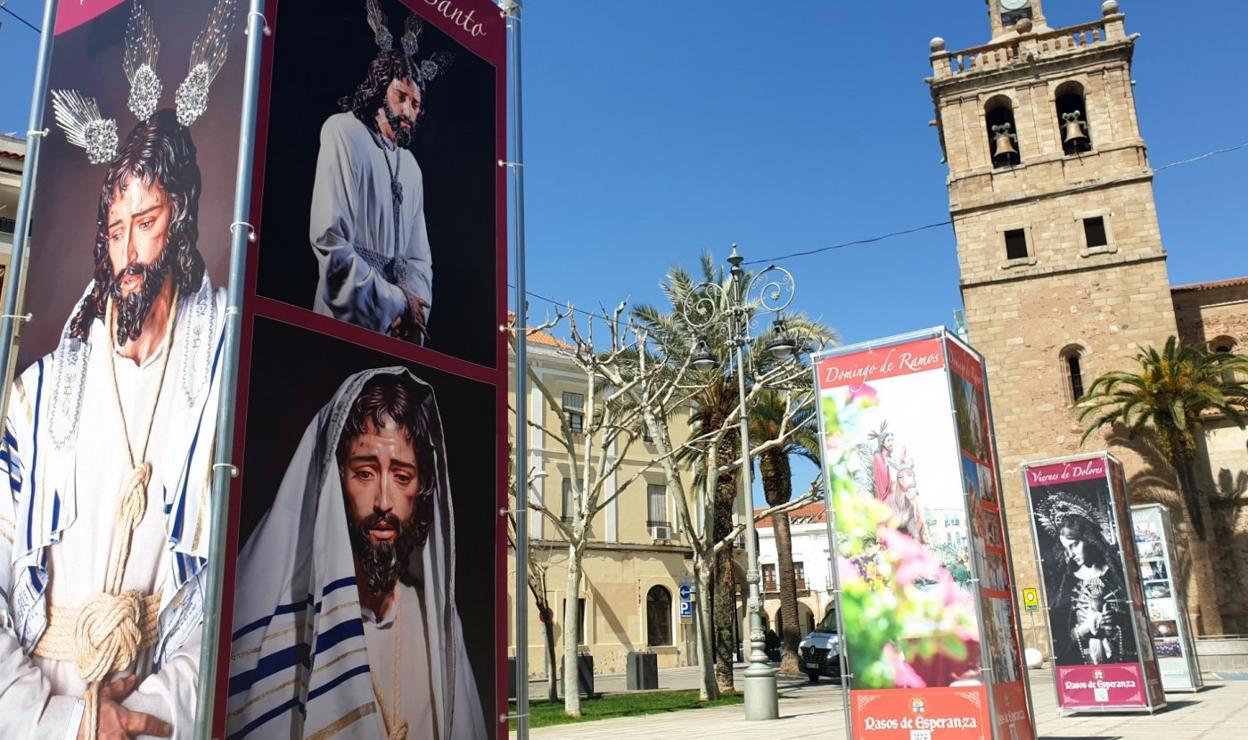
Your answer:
514,671 -> 1248,739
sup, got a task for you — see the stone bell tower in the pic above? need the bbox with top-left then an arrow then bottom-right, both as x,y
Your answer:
926,0 -> 1182,650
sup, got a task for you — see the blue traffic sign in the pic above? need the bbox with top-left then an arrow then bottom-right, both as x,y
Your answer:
679,600 -> 694,619
678,584 -> 693,601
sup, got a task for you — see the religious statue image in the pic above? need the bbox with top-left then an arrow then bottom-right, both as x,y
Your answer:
1035,491 -> 1138,667
0,2 -> 237,737
228,368 -> 485,739
860,422 -> 928,544
309,0 -> 452,344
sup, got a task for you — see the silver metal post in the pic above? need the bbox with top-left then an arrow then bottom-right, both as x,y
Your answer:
502,0 -> 531,737
0,0 -> 58,401
729,254 -> 778,721
194,2 -> 268,736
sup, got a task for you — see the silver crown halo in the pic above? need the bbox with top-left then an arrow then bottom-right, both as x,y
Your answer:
50,0 -> 239,165
122,0 -> 161,121
176,0 -> 239,126
367,0 -> 394,52
1034,490 -> 1115,543
51,90 -> 119,165
367,1 -> 454,89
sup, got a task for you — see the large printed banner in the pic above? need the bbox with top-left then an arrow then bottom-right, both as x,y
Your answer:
218,1 -> 507,739
815,330 -> 1034,739
1023,455 -> 1165,713
946,339 -> 1033,739
0,1 -> 244,737
1131,504 -> 1203,692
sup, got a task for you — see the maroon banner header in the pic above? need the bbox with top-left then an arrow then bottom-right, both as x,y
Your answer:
1026,457 -> 1108,486
946,339 -> 984,390
817,338 -> 944,390
54,0 -> 126,34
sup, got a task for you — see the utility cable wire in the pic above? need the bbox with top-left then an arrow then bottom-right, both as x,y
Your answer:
742,141 -> 1247,266
0,3 -> 40,33
516,140 -> 1245,319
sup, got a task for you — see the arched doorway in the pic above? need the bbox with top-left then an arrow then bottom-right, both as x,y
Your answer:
646,585 -> 672,647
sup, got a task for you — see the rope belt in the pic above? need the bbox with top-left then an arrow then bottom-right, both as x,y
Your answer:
32,591 -> 163,667
44,297 -> 179,740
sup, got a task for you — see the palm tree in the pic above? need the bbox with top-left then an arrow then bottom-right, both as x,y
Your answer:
635,256 -> 743,692
749,388 -> 825,676
634,254 -> 834,689
1078,336 -> 1248,634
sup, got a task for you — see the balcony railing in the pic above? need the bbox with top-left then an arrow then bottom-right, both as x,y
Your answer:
930,12 -> 1127,80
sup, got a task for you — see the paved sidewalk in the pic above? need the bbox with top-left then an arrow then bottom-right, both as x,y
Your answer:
516,667 -> 1248,739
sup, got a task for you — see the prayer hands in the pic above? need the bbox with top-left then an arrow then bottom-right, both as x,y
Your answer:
80,675 -> 172,740
387,293 -> 429,343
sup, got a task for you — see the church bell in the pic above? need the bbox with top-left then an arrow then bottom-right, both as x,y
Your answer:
1062,111 -> 1089,146
991,123 -> 1017,163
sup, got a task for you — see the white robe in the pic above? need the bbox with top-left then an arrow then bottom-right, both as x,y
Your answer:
310,112 -> 433,333
227,368 -> 486,740
0,277 -> 226,739
363,583 -> 433,739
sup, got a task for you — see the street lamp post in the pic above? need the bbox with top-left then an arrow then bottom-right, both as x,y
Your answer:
681,244 -> 796,721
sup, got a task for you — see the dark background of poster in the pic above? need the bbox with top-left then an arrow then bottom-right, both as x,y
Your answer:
1029,476 -> 1141,667
17,0 -> 245,369
237,317 -> 496,734
254,0 -> 497,368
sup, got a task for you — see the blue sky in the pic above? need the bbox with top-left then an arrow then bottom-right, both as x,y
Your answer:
2,1 -> 1242,505
2,1 -> 1243,345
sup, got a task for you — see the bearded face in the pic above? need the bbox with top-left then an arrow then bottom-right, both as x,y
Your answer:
380,76 -> 422,148
105,173 -> 176,345
348,507 -> 427,595
340,415 -> 433,597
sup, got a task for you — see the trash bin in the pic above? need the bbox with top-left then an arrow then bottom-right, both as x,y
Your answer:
626,651 -> 659,690
561,651 -> 594,697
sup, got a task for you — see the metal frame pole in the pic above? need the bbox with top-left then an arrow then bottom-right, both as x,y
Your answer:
194,3 -> 268,736
502,1 -> 531,737
0,0 -> 58,403
727,253 -> 778,721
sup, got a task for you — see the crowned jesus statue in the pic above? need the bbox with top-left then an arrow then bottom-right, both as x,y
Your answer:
309,3 -> 451,344
0,3 -> 235,737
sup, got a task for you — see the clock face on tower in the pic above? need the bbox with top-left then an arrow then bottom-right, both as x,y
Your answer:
1000,0 -> 1033,26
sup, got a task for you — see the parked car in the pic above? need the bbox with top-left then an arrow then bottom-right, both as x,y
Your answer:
798,610 -> 842,683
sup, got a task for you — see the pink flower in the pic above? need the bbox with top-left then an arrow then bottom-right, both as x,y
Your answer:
848,384 -> 878,403
880,527 -> 939,585
884,644 -> 926,688
837,555 -> 861,585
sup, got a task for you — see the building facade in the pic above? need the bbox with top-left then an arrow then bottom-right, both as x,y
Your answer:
507,326 -> 702,678
927,0 -> 1248,649
0,134 -> 21,292
755,501 -> 836,638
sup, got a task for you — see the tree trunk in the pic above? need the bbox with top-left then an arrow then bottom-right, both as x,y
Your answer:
562,543 -> 585,716
544,617 -> 559,702
694,560 -> 719,701
771,511 -> 802,675
1175,462 -> 1225,635
712,458 -> 738,694
760,449 -> 802,676
713,546 -> 737,693
530,589 -> 560,702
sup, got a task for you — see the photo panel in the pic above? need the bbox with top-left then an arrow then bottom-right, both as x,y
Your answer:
226,317 -> 497,739
1028,474 -> 1139,667
0,3 -> 247,737
254,0 -> 500,367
